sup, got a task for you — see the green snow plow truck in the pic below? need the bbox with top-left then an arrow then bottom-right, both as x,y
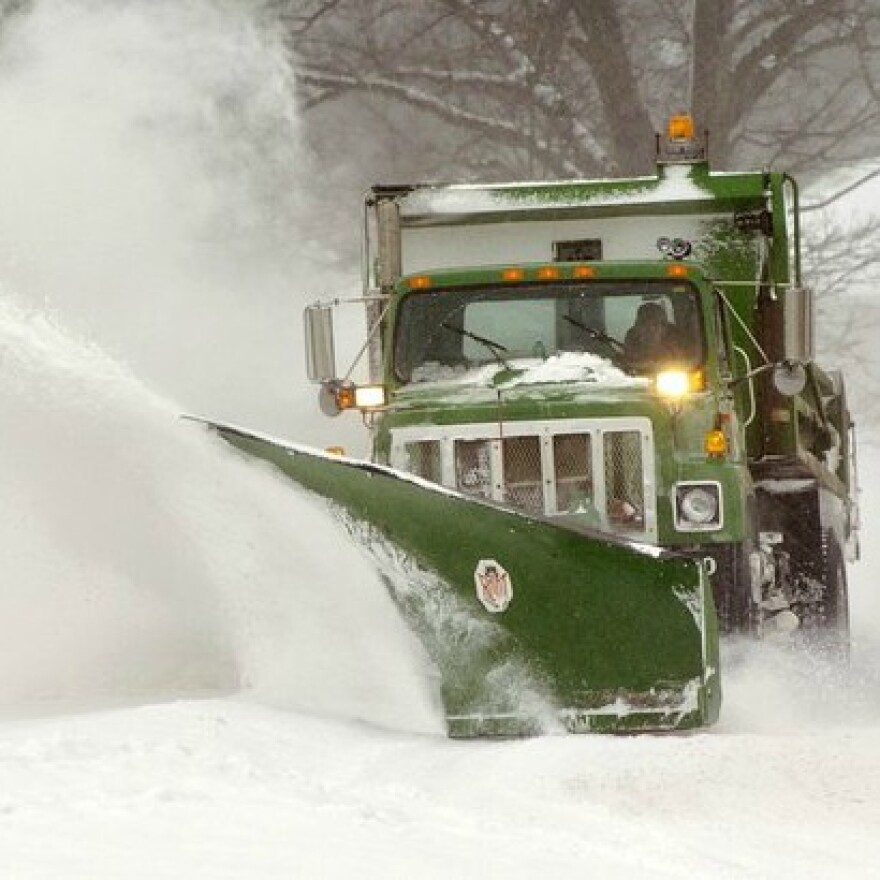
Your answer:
212,116 -> 859,735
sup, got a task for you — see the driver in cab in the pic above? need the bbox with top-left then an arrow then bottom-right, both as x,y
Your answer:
624,302 -> 681,372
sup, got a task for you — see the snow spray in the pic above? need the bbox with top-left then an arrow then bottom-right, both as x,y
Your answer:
0,0 -> 439,730
0,0 -> 365,451
0,296 -> 440,731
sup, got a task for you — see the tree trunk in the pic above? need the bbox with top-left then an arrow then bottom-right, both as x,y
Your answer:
569,0 -> 656,174
690,0 -> 733,166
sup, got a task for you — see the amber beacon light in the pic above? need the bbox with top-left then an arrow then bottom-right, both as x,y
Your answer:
667,114 -> 695,141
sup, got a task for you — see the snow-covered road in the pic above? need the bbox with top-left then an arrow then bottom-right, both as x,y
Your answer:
1,690 -> 879,879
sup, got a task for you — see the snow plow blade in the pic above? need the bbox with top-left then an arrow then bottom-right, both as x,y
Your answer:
205,420 -> 721,735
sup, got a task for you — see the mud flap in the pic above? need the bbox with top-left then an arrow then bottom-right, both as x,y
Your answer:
200,420 -> 721,734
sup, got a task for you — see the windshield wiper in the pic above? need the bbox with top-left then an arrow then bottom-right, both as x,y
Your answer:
562,314 -> 625,352
562,314 -> 635,372
441,323 -> 512,370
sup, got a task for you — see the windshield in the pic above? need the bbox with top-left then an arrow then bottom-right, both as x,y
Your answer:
394,280 -> 705,383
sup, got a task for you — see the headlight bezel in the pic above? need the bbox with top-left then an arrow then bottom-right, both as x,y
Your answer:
673,481 -> 723,532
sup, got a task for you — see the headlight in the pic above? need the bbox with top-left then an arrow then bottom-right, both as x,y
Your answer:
681,488 -> 717,523
322,381 -> 387,415
354,385 -> 387,409
655,369 -> 690,400
655,369 -> 705,401
674,482 -> 722,531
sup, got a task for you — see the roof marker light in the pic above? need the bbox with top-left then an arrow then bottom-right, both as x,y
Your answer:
536,266 -> 561,280
501,268 -> 525,282
409,275 -> 432,289
572,265 -> 596,278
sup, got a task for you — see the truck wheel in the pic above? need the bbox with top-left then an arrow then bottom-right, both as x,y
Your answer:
709,542 -> 753,633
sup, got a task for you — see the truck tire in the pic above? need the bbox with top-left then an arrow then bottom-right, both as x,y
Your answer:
709,542 -> 753,633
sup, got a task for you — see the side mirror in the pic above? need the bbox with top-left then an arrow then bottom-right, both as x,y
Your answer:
784,286 -> 814,362
304,303 -> 337,383
772,360 -> 807,397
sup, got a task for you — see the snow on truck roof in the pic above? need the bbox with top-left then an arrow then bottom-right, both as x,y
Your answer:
396,164 -> 769,223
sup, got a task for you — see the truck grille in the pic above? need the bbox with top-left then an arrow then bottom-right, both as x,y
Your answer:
390,418 -> 656,540
501,436 -> 543,515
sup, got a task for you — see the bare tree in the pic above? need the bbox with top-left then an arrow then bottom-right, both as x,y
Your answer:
692,0 -> 880,172
269,0 -> 880,180
803,202 -> 880,427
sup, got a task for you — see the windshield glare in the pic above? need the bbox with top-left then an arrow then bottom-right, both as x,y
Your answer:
394,281 -> 705,383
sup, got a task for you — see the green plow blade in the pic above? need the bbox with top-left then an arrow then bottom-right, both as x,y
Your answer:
204,420 -> 721,735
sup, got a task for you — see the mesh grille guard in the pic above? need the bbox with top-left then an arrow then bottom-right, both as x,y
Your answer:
390,417 -> 656,542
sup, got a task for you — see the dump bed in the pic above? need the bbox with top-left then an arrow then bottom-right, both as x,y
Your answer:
366,164 -> 798,298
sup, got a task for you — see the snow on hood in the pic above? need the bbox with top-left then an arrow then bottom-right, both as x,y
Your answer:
501,351 -> 646,387
407,351 -> 648,393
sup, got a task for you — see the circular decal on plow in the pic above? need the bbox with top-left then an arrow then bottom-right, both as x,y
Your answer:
474,559 -> 513,613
